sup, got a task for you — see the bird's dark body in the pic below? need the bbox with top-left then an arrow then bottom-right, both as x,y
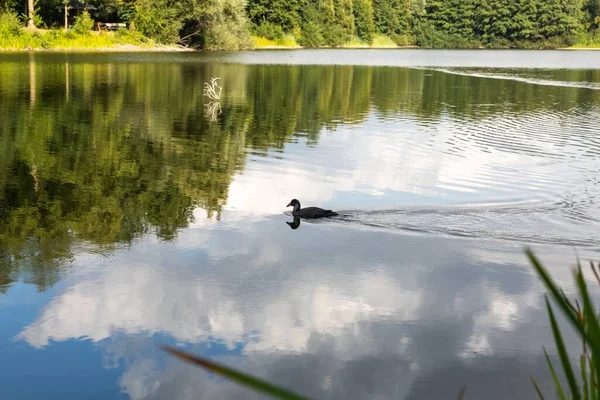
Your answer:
293,206 -> 338,219
286,199 -> 338,219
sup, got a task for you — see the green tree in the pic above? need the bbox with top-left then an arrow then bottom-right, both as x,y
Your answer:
352,0 -> 374,42
134,0 -> 183,43
334,0 -> 354,36
195,0 -> 252,50
246,0 -> 303,32
586,0 -> 600,29
297,2 -> 324,47
536,0 -> 584,44
425,0 -> 476,38
372,0 -> 412,36
133,0 -> 251,49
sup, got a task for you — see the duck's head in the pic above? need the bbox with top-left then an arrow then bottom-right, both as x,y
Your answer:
286,199 -> 300,208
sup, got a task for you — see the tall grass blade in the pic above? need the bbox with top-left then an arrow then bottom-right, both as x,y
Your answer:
162,346 -> 311,400
527,249 -> 582,336
591,354 -> 598,400
582,354 -> 590,400
544,348 -> 567,400
531,377 -> 545,400
546,298 -> 581,400
456,384 -> 467,400
574,267 -> 600,393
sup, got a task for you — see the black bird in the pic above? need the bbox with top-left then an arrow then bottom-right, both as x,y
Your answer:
286,199 -> 339,219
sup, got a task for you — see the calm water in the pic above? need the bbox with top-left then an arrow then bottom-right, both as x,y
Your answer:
1,50 -> 600,399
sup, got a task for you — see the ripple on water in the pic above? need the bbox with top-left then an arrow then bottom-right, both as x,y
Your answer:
301,93 -> 600,249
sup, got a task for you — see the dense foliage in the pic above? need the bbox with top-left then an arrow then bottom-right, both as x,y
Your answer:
1,0 -> 600,48
245,0 -> 599,48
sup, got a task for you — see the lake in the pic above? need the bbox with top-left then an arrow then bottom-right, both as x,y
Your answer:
1,50 -> 600,400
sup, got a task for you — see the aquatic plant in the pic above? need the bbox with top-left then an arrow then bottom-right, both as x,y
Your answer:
204,100 -> 222,122
162,346 -> 311,400
528,249 -> 600,400
203,77 -> 222,101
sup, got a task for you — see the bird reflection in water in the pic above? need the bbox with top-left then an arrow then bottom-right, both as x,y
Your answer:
286,216 -> 301,230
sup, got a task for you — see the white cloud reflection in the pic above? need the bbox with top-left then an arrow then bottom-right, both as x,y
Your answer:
15,104 -> 600,399
16,218 -> 589,399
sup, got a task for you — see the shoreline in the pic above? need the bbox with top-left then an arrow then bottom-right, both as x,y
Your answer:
0,44 -> 192,52
1,44 -> 599,52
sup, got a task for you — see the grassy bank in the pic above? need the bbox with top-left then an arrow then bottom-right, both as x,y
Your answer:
251,34 -> 417,49
251,32 -> 600,50
0,12 -> 184,51
0,28 -> 187,51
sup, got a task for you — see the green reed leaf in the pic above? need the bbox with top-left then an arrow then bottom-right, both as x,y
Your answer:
531,377 -> 545,400
527,249 -> 581,335
162,346 -> 311,400
544,347 -> 567,400
546,298 -> 581,400
456,384 -> 467,400
582,353 -> 590,400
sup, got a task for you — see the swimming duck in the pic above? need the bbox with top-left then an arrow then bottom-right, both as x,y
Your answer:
286,199 -> 339,219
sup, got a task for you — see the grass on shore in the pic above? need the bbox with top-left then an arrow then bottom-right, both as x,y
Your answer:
251,34 -> 300,48
0,28 -> 162,51
251,33 -> 408,49
569,33 -> 600,48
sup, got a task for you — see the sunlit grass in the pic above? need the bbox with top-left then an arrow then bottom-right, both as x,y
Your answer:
371,34 -> 401,47
341,35 -> 371,48
0,29 -> 169,51
252,33 -> 402,49
252,34 -> 299,48
569,33 -> 600,49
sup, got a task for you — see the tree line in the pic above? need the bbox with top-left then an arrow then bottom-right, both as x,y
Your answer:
250,0 -> 600,47
1,0 -> 600,48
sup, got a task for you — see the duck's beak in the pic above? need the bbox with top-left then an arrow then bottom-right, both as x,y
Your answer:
286,202 -> 291,207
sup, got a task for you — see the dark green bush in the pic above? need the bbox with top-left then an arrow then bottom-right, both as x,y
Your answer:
390,33 -> 413,46
133,0 -> 182,44
0,11 -> 21,37
72,10 -> 94,35
298,21 -> 324,47
413,21 -> 446,48
322,23 -> 347,47
414,21 -> 480,48
253,22 -> 284,40
353,0 -> 375,44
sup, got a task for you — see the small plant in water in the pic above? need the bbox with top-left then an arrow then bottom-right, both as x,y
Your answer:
203,77 -> 222,101
204,100 -> 222,122
203,77 -> 222,121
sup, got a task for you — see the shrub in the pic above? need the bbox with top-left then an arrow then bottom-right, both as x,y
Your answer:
0,11 -> 21,37
353,0 -> 375,44
202,0 -> 252,50
484,36 -> 512,48
72,10 -> 94,35
390,33 -> 413,46
115,27 -> 144,43
413,21 -> 446,48
297,21 -> 324,47
253,22 -> 284,40
133,0 -> 182,44
414,21 -> 480,48
322,23 -> 347,47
